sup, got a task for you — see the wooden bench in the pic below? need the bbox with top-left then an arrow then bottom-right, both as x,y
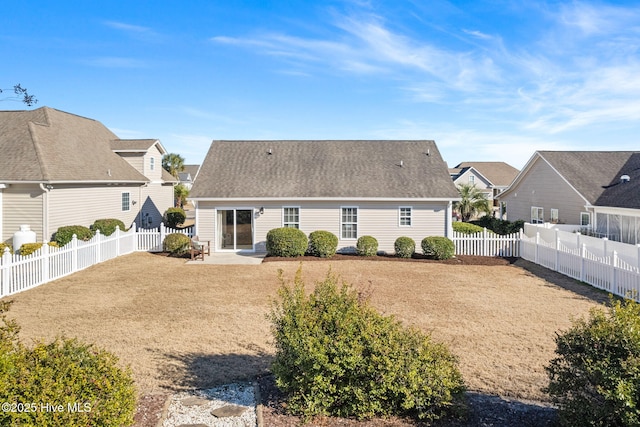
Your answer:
190,237 -> 210,261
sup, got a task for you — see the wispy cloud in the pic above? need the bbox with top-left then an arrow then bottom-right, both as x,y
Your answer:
103,20 -> 163,42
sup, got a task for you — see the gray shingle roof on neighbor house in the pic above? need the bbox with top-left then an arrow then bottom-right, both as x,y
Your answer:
110,139 -> 161,152
452,162 -> 519,187
537,151 -> 640,208
190,140 -> 460,199
0,107 -> 148,183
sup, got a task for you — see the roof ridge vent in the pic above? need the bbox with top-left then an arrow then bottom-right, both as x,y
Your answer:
621,174 -> 630,183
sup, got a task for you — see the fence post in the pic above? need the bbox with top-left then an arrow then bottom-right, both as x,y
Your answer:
42,242 -> 50,284
555,230 -> 560,271
95,230 -> 102,263
603,237 -> 609,258
637,244 -> 640,271
160,222 -> 166,251
580,243 -> 586,282
130,222 -> 137,251
611,250 -> 618,294
114,226 -> 120,256
483,228 -> 488,256
1,247 -> 11,297
535,232 -> 540,264
71,234 -> 78,273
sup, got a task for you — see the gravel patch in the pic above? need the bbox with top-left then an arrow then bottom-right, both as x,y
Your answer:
163,383 -> 257,427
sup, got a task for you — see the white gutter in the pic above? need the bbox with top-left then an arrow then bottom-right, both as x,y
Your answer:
39,183 -> 51,242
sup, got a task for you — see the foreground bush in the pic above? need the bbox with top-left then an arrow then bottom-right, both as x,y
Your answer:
54,225 -> 94,247
452,222 -> 484,234
356,236 -> 378,256
266,227 -> 308,257
269,269 -> 465,422
91,218 -> 126,236
422,236 -> 455,260
164,207 -> 186,228
18,242 -> 58,256
307,230 -> 338,258
0,301 -> 137,427
163,233 -> 191,256
394,236 -> 415,258
0,243 -> 12,255
545,298 -> 640,426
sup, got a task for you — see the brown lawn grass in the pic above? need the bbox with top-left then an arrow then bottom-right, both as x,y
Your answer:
4,252 -> 605,402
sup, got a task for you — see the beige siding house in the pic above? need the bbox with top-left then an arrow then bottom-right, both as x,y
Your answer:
0,107 -> 176,243
499,151 -> 640,244
449,161 -> 519,217
189,140 -> 460,254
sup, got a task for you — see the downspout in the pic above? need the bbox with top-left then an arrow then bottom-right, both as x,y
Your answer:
39,183 -> 51,242
446,200 -> 453,238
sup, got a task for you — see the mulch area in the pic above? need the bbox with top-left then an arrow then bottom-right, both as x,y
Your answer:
262,253 -> 518,266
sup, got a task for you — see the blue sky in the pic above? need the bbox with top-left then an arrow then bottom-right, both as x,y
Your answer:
3,1 -> 640,169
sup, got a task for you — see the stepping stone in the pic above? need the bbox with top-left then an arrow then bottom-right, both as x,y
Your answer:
180,396 -> 210,407
211,404 -> 247,418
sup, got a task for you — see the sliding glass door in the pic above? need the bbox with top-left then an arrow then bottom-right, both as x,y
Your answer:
217,209 -> 253,250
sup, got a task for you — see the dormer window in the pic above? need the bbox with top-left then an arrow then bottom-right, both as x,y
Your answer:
150,157 -> 155,171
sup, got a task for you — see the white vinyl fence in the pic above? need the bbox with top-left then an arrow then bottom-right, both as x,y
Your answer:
522,225 -> 640,302
1,223 -> 193,298
452,229 -> 521,257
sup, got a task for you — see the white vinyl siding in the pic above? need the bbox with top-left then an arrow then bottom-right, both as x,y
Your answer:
2,184 -> 43,243
399,206 -> 412,226
283,207 -> 300,228
341,207 -> 358,239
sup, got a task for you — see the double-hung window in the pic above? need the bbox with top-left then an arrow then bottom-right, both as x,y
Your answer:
122,192 -> 131,212
531,206 -> 543,224
150,157 -> 155,171
341,207 -> 358,239
550,209 -> 559,224
581,212 -> 591,227
283,207 -> 300,228
399,207 -> 412,226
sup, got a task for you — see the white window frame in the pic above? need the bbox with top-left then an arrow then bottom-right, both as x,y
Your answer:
282,206 -> 300,229
341,206 -> 358,240
122,192 -> 131,212
399,206 -> 412,227
469,175 -> 475,184
550,208 -> 559,224
531,206 -> 544,224
581,212 -> 591,227
150,157 -> 155,171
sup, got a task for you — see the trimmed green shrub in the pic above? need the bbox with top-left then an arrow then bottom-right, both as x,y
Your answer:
54,225 -> 94,247
545,298 -> 640,426
163,233 -> 191,256
0,301 -> 137,427
307,230 -> 338,258
394,236 -> 415,258
18,242 -> 58,256
452,222 -> 484,234
470,217 -> 524,235
91,218 -> 126,236
356,236 -> 378,256
266,227 -> 308,257
164,207 -> 186,228
422,236 -> 455,260
269,268 -> 466,422
0,243 -> 13,255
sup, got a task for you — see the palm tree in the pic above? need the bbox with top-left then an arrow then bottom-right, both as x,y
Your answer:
162,153 -> 185,179
454,183 -> 491,222
174,183 -> 189,208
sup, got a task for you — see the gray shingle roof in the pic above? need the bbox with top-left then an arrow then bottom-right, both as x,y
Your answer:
537,151 -> 640,208
110,139 -> 161,152
453,162 -> 519,187
190,140 -> 459,199
0,107 -> 148,183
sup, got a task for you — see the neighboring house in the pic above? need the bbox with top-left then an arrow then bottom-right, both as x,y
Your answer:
499,151 -> 640,244
0,107 -> 176,243
178,164 -> 200,190
449,162 -> 519,216
189,140 -> 460,253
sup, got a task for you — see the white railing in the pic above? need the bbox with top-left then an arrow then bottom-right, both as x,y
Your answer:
452,228 -> 521,257
0,223 -> 193,298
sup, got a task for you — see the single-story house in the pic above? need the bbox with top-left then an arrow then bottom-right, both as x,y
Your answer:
449,161 -> 519,215
0,107 -> 177,243
499,151 -> 640,244
188,140 -> 460,253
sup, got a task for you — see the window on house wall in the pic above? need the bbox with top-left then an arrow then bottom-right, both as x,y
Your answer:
122,192 -> 131,212
469,175 -> 475,184
283,207 -> 300,229
581,212 -> 591,227
531,206 -> 544,224
550,209 -> 559,224
341,207 -> 358,239
150,157 -> 155,171
399,207 -> 412,226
